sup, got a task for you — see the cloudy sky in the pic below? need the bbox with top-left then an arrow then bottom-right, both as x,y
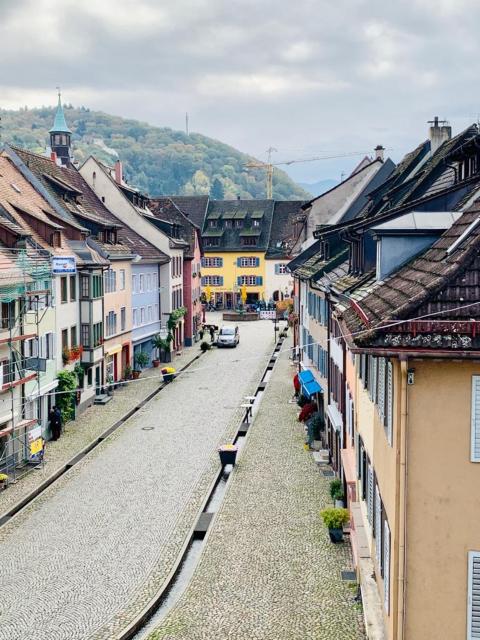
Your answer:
1,0 -> 479,183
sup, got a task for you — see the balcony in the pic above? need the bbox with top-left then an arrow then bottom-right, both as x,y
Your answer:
81,344 -> 104,365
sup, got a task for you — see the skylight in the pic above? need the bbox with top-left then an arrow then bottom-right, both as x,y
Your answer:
446,216 -> 480,255
10,183 -> 21,194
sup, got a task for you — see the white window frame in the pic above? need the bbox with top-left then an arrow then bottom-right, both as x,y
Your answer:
471,376 -> 480,462
467,551 -> 480,639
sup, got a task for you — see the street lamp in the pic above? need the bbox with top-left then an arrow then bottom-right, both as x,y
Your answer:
272,316 -> 279,342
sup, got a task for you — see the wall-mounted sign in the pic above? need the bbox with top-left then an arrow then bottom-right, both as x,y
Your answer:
52,256 -> 76,275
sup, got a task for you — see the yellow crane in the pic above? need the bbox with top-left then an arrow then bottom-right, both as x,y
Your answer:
244,148 -> 382,199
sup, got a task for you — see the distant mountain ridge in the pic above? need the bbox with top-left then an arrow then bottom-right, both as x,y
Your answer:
0,105 -> 309,201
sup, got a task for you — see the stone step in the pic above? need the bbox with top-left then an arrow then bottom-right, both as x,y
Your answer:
93,394 -> 112,405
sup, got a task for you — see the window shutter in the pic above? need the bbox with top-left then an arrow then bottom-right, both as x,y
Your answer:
237,276 -> 242,286
367,463 -> 374,526
386,361 -> 393,445
219,258 -> 223,267
384,519 -> 391,614
201,277 -> 206,286
378,358 -> 386,421
375,485 -> 382,569
237,257 -> 242,267
201,257 -> 205,267
471,376 -> 480,462
219,277 -> 224,286
372,357 -> 378,405
256,276 -> 263,286
275,264 -> 279,274
467,551 -> 480,639
255,257 -> 260,266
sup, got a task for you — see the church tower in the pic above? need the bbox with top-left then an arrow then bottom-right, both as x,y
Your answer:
49,90 -> 72,165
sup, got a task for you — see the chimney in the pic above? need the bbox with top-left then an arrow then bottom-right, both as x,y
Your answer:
114,160 -> 123,185
428,116 -> 452,154
50,151 -> 58,164
374,145 -> 385,162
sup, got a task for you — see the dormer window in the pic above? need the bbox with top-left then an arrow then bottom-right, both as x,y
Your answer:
106,230 -> 117,244
51,231 -> 61,248
236,220 -> 243,228
209,219 -> 217,228
252,219 -> 260,227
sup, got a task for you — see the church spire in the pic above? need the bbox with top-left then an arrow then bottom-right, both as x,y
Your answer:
49,89 -> 72,165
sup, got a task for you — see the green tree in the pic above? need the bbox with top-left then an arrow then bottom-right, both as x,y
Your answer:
210,177 -> 225,200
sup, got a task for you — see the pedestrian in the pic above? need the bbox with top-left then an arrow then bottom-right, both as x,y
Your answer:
49,406 -> 61,441
199,325 -> 204,340
209,325 -> 215,343
55,405 -> 63,435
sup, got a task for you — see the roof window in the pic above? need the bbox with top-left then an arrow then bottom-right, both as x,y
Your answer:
10,183 -> 21,194
446,216 -> 480,255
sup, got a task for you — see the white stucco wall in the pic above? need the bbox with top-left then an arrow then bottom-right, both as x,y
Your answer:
264,260 -> 294,302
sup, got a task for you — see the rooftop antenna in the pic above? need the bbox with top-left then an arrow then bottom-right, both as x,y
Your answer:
185,112 -> 189,136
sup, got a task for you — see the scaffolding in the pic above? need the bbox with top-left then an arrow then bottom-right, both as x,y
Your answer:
0,246 -> 52,483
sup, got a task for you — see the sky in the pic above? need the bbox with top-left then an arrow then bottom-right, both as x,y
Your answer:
1,0 -> 480,183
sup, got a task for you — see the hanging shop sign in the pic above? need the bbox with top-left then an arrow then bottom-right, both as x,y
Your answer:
51,256 -> 76,275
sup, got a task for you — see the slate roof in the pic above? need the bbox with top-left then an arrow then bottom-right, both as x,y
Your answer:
203,200 -> 275,252
148,197 -> 200,259
342,201 -> 480,341
168,196 -> 209,229
11,147 -> 168,264
266,201 -> 305,259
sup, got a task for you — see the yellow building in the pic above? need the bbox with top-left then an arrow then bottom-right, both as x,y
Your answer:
201,199 -> 303,308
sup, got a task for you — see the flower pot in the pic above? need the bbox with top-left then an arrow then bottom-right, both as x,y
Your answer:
218,445 -> 238,466
132,370 -> 141,380
335,499 -> 345,508
328,528 -> 344,543
152,359 -> 160,368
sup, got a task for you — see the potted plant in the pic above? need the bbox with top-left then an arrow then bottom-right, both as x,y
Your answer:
0,473 -> 8,490
152,334 -> 171,365
320,507 -> 350,543
330,479 -> 345,507
123,365 -> 132,381
106,375 -> 114,396
133,351 -> 149,378
218,443 -> 238,466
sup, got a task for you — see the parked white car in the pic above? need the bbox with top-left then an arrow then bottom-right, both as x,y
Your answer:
217,326 -> 240,348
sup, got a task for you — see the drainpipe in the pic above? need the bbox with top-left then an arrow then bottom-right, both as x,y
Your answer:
395,357 -> 408,640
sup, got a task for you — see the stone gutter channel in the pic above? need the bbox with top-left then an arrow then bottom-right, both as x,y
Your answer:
0,353 -> 204,529
123,336 -> 286,640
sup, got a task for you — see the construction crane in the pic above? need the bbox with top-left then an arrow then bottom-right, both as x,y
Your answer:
244,148 -> 382,199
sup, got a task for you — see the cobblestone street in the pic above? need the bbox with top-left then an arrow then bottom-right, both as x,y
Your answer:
0,315 -> 274,640
149,338 -> 365,640
0,345 -> 200,517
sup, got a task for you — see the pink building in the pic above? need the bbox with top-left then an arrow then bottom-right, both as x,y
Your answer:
148,198 -> 203,346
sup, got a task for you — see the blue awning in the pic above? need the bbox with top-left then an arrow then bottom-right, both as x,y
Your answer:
298,369 -> 323,398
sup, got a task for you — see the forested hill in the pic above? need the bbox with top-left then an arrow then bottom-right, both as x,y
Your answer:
0,105 -> 310,200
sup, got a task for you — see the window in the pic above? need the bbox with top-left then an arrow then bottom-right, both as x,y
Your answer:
205,238 -> 219,247
238,275 -> 262,286
133,308 -> 138,327
242,237 -> 257,246
140,308 -> 146,324
235,220 -> 243,228
202,257 -> 223,267
45,332 -> 54,359
154,303 -> 159,320
471,376 -> 480,462
153,272 -> 158,290
120,269 -> 125,290
61,328 -> 68,350
81,324 -> 90,347
51,231 -> 61,248
87,367 -> 93,386
70,325 -> 77,347
209,219 -> 217,228
132,274 -> 138,293
148,306 -> 153,322
69,275 -> 76,301
468,552 -> 480,638
105,311 -> 117,337
139,274 -> 144,292
384,519 -> 391,614
81,275 -> 90,298
92,275 -> 103,298
104,269 -> 116,294
252,219 -> 260,227
275,263 -> 287,274
93,322 -> 103,347
61,277 -> 68,303
201,275 -> 223,286
121,307 -> 126,331
238,257 -> 259,267
1,301 -> 14,329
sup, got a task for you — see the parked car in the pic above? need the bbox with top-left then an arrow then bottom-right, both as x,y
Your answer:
217,325 -> 240,348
